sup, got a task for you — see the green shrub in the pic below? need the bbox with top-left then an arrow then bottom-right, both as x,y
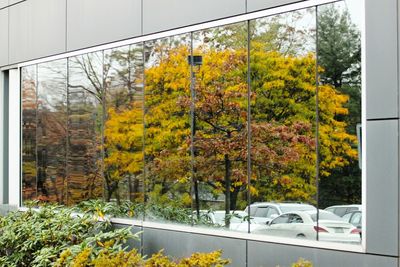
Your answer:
55,227 -> 140,267
1,202 -> 310,267
0,205 -> 124,267
0,203 -> 229,267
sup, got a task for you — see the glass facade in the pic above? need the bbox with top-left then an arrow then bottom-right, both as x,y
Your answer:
68,52 -> 104,204
37,60 -> 68,203
21,0 -> 362,245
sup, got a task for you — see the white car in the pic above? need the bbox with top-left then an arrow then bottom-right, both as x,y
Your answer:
244,202 -> 316,224
325,204 -> 362,217
253,210 -> 361,244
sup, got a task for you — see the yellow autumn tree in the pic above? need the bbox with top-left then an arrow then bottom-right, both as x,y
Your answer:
144,43 -> 192,206
104,100 -> 144,203
104,39 -> 357,210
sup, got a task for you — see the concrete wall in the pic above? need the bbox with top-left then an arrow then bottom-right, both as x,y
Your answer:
1,0 -> 400,266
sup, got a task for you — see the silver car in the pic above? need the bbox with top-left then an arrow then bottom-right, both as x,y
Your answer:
253,210 -> 361,244
244,202 -> 316,224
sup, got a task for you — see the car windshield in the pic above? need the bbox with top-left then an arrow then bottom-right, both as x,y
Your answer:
309,211 -> 343,222
279,205 -> 315,213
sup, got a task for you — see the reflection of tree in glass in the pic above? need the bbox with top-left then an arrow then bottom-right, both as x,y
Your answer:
318,4 -> 360,89
144,38 -> 192,209
192,47 -> 248,218
103,44 -> 144,205
68,53 -> 104,204
143,28 -> 357,219
250,46 -> 318,203
203,9 -> 315,55
22,66 -> 38,201
37,60 -> 68,204
317,3 -> 361,207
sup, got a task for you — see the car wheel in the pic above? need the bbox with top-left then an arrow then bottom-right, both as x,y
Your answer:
296,234 -> 306,239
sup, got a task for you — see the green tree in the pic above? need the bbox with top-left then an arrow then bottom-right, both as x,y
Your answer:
318,5 -> 361,89
103,46 -> 144,204
317,4 -> 361,207
144,43 -> 192,207
144,42 -> 356,219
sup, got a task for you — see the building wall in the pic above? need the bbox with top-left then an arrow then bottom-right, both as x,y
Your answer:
0,0 -> 399,266
0,0 -> 307,67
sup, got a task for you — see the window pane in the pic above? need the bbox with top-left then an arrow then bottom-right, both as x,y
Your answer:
103,44 -> 144,217
68,52 -> 104,204
37,59 -> 68,203
317,0 -> 362,244
249,8 -> 317,240
192,22 -> 248,231
22,65 -> 37,202
144,34 -> 192,224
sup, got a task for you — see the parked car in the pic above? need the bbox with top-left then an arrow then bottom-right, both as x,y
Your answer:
324,204 -> 361,217
342,210 -> 362,230
244,202 -> 316,224
253,210 -> 361,244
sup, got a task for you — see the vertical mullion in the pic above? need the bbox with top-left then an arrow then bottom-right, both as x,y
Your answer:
315,5 -> 320,242
35,65 -> 38,200
189,31 -> 196,226
142,41 -> 147,224
140,41 -> 145,254
66,58 -> 70,205
101,51 -> 106,202
246,19 -> 252,235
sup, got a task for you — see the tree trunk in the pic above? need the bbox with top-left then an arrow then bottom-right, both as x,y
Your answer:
224,154 -> 231,228
128,175 -> 132,201
230,187 -> 240,211
194,179 -> 200,220
104,173 -> 115,202
114,183 -> 121,205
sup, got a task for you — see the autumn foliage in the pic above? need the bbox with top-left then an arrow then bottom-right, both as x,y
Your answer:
137,37 -> 357,212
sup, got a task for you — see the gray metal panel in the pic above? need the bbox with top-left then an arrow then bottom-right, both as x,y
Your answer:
0,0 -> 8,9
247,0 -> 303,12
143,0 -> 245,35
67,0 -> 141,51
248,241 -> 398,267
365,120 -> 398,256
365,0 -> 398,119
143,228 -> 246,267
9,0 -> 66,64
0,9 -> 8,66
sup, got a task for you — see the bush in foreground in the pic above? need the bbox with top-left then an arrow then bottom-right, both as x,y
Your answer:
0,205 -> 229,267
0,203 -> 312,267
